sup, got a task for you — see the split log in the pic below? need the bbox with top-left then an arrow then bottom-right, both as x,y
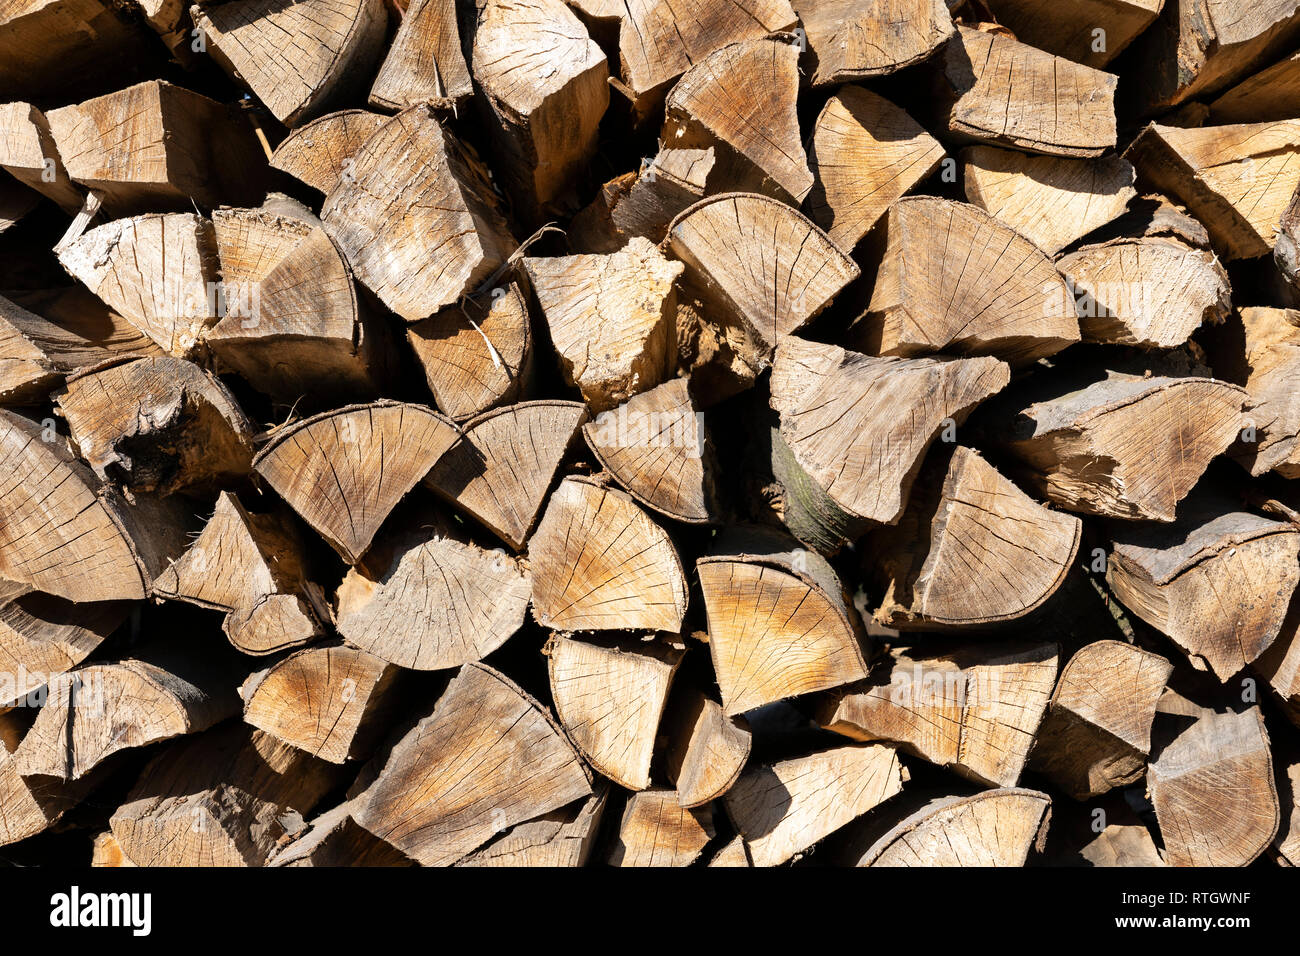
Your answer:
1074,820 -> 1167,867
206,205 -> 393,405
708,835 -> 751,867
468,0 -> 608,220
792,0 -> 953,86
697,528 -> 867,716
1256,599 -> 1300,726
1149,706 -> 1279,866
0,291 -> 158,406
109,724 -> 343,867
12,644 -> 243,780
425,400 -> 586,548
321,106 -> 515,322
523,238 -> 680,411
937,26 -> 1117,158
570,146 -> 716,252
407,281 -> 532,422
1275,761 -> 1300,865
610,0 -> 796,111
0,103 -> 85,214
1226,308 -> 1300,477
725,743 -> 904,866
528,476 -> 688,632
664,691 -> 751,808
961,147 -> 1136,255
458,788 -> 608,867
606,790 -> 713,866
57,212 -> 220,358
44,80 -> 267,214
369,0 -> 472,112
1125,120 -> 1300,260
1107,505 -> 1300,680
1029,640 -> 1173,799
1210,50 -> 1300,124
1057,237 -> 1231,348
1279,187 -> 1300,295
847,788 -> 1051,866
0,590 -> 127,707
817,642 -> 1059,788
982,0 -> 1161,67
55,356 -> 254,495
770,336 -> 1010,528
154,492 -> 327,656
270,798 -> 412,866
269,110 -> 388,196
0,409 -> 190,602
334,514 -> 531,669
0,717 -> 97,847
1125,0 -> 1300,116
869,446 -> 1081,630
850,196 -> 1080,363
353,662 -> 592,866
583,378 -> 718,524
546,633 -> 683,790
252,401 -> 461,564
91,831 -> 136,867
994,372 -> 1246,521
805,87 -> 945,252
663,38 -> 812,203
665,194 -> 860,370
193,0 -> 389,126
240,642 -> 399,763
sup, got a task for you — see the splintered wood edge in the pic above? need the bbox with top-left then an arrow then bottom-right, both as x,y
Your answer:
251,399 -> 460,466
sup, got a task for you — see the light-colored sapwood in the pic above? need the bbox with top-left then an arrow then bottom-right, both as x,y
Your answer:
269,110 -> 388,195
665,691 -> 751,807
369,0 -> 471,112
606,789 -> 714,866
792,0 -> 953,86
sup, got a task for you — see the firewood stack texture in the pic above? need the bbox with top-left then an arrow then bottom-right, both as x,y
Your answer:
4,0 -> 1300,868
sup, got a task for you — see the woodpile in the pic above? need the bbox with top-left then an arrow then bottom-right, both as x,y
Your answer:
7,0 -> 1300,871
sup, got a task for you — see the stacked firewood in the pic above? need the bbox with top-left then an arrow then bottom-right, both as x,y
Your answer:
3,0 -> 1300,868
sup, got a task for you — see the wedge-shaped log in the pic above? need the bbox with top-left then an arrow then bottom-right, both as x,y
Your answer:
425,400 -> 585,549
207,206 -> 393,405
1030,641 -> 1172,799
709,836 -> 750,867
547,634 -> 683,790
0,103 -> 85,214
848,788 -> 1051,866
335,515 -> 531,670
469,0 -> 608,220
529,476 -> 688,632
995,373 -> 1246,521
321,107 -> 515,321
606,790 -> 714,866
0,719 -> 98,847
982,0 -> 1161,67
805,88 -> 944,252
58,212 -> 219,358
1149,706 -> 1279,866
55,356 -> 253,495
253,401 -> 460,564
583,379 -> 718,524
870,447 -> 1081,629
458,788 -> 607,867
44,80 -> 267,214
524,238 -> 680,411
0,291 -> 158,406
0,589 -> 127,707
193,0 -> 389,126
353,663 -> 592,866
962,147 -> 1136,255
1227,308 -> 1300,477
1210,50 -> 1300,124
664,38 -> 812,203
154,492 -> 326,656
571,146 -> 715,252
408,281 -> 532,422
1058,237 -> 1230,348
770,336 -> 1010,527
110,724 -> 343,867
270,798 -> 412,867
369,0 -> 471,112
793,0 -> 952,86
726,743 -> 904,867
698,529 -> 867,716
13,644 -> 243,780
818,642 -> 1058,788
241,642 -> 399,764
1126,120 -> 1300,260
938,26 -> 1117,158
1108,506 -> 1300,680
665,691 -> 751,808
269,110 -> 388,196
852,197 -> 1080,363
666,194 -> 860,370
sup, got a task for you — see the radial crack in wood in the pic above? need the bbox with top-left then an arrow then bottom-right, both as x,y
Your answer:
269,110 -> 388,196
